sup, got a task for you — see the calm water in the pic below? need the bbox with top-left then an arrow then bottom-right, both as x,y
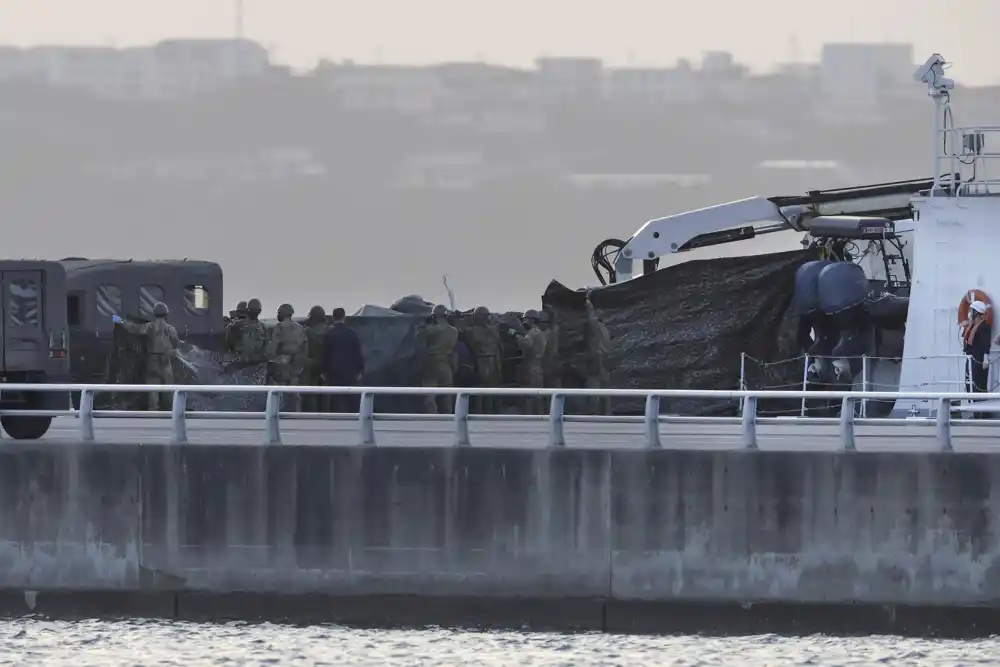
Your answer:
0,620 -> 996,666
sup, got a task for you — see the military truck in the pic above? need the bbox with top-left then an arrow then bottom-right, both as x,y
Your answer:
61,259 -> 225,407
0,261 -> 71,439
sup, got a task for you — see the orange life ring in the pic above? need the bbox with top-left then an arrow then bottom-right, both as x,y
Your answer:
958,289 -> 993,328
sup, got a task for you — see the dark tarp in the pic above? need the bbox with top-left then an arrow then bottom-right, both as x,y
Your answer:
542,248 -> 820,416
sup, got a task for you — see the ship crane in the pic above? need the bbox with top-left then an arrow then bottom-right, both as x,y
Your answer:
592,176 -> 953,285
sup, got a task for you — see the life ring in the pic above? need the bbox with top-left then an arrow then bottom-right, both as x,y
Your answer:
958,289 -> 993,328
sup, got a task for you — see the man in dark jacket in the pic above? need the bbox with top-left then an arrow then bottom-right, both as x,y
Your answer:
963,300 -> 992,418
323,308 -> 365,413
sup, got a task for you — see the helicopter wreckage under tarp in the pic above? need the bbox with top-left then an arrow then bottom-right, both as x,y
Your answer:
543,248 -> 821,417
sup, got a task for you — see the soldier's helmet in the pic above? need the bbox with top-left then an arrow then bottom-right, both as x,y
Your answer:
235,300 -> 248,312
431,304 -> 448,317
523,309 -> 539,320
473,305 -> 490,319
277,303 -> 294,318
152,302 -> 169,317
308,305 -> 326,320
247,298 -> 262,312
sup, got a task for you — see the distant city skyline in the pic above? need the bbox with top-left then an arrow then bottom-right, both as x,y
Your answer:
1,0 -> 1000,84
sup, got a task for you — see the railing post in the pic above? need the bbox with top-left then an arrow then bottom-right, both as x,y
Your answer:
454,392 -> 470,446
171,390 -> 188,444
644,394 -> 661,449
358,391 -> 375,445
264,390 -> 281,445
548,393 -> 565,448
738,352 -> 746,415
742,396 -> 757,450
937,397 -> 953,452
79,389 -> 95,443
800,354 -> 810,417
861,354 -> 869,418
840,396 -> 856,451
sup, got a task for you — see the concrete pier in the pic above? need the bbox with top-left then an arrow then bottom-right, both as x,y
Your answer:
1,440 -> 999,636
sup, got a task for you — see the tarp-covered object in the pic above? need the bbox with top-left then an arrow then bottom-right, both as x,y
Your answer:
103,314 -> 426,412
542,248 -> 819,416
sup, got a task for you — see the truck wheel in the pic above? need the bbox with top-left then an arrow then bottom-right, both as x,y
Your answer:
1,415 -> 53,440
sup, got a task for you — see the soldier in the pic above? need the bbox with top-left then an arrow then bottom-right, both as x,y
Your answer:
584,291 -> 612,415
513,309 -> 547,415
465,306 -> 503,414
265,303 -> 307,411
112,302 -> 185,411
225,300 -> 248,352
419,304 -> 458,414
236,297 -> 267,363
302,305 -> 328,413
540,308 -> 562,389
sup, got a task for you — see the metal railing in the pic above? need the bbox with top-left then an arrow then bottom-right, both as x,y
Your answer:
740,352 -> 986,417
0,382 -> 998,452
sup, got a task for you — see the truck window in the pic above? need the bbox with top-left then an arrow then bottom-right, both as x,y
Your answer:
67,292 -> 83,326
9,276 -> 40,326
96,284 -> 122,318
139,285 -> 164,318
184,284 -> 210,315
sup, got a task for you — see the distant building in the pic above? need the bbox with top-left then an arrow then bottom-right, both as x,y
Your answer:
818,43 -> 915,122
535,57 -> 603,101
603,62 -> 701,104
0,39 -> 270,100
314,61 -> 452,115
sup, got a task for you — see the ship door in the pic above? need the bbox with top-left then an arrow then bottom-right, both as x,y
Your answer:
0,270 -> 44,371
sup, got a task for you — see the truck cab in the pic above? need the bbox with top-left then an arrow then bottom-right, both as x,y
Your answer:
0,260 -> 70,439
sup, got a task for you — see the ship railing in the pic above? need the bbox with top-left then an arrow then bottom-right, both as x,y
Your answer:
0,382 -> 999,451
938,124 -> 1000,196
740,352 -> 979,417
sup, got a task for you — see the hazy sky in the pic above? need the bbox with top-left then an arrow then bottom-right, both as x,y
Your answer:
2,0 -> 1000,84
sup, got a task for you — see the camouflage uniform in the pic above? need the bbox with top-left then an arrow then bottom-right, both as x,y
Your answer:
117,301 -> 182,411
236,298 -> 267,363
540,310 -> 562,389
420,304 -> 458,414
225,300 -> 248,352
265,303 -> 307,412
302,305 -> 329,413
584,297 -> 612,415
465,306 -> 503,414
516,310 -> 548,415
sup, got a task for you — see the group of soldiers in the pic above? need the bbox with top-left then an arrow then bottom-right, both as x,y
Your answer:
421,291 -> 612,415
118,291 -> 614,416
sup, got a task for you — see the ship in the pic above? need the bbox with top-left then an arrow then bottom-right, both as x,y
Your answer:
581,53 -> 993,419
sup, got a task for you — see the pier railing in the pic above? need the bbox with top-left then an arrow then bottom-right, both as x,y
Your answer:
0,383 -> 998,451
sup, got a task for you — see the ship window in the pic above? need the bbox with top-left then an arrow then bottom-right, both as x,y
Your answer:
67,292 -> 83,326
8,277 -> 40,327
95,284 -> 122,318
139,284 -> 165,318
184,284 -> 210,316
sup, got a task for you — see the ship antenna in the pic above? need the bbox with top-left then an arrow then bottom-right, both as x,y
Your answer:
914,54 -> 955,195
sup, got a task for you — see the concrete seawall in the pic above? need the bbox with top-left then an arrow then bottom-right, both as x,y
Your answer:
1,442 -> 999,635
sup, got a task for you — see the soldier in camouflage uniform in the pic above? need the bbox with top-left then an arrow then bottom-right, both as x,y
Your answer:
539,308 -> 562,389
265,303 -> 307,412
513,309 -> 548,415
235,297 -> 267,363
302,305 -> 328,413
584,291 -> 612,415
225,300 -> 248,352
419,304 -> 458,414
113,301 -> 184,411
465,306 -> 503,414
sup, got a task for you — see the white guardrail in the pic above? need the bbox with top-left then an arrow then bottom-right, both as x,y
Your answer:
0,383 -> 995,451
